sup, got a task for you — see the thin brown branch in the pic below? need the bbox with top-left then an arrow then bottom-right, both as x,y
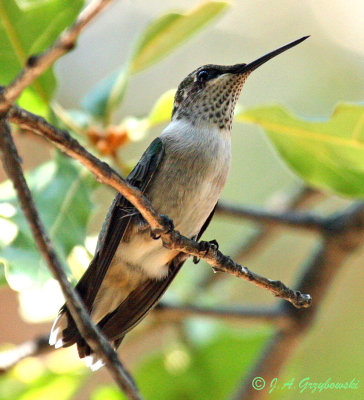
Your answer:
0,119 -> 142,400
165,230 -> 312,308
155,302 -> 289,327
216,200 -> 326,232
268,185 -> 322,211
0,303 -> 288,373
232,203 -> 364,400
199,187 -> 323,290
234,186 -> 324,262
0,0 -> 114,113
0,335 -> 50,374
9,105 -> 312,308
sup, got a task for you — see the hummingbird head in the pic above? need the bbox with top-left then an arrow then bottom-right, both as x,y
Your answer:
172,36 -> 309,131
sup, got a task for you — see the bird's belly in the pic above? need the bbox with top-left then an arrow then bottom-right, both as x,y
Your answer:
110,133 -> 231,281
93,234 -> 176,322
150,164 -> 229,238
111,234 -> 178,279
170,180 -> 220,236
108,165 -> 228,282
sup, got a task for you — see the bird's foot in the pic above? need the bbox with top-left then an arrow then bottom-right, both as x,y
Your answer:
193,239 -> 219,264
151,214 -> 174,240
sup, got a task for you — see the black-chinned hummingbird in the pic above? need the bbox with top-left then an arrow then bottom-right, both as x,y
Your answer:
50,36 -> 309,369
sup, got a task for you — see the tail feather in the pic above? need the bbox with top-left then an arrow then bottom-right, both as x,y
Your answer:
83,337 -> 124,371
49,307 -> 82,351
49,307 -> 124,370
49,257 -> 186,370
85,354 -> 105,371
49,311 -> 72,349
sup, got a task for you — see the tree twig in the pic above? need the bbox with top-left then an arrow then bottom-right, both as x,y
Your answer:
234,187 -> 324,262
0,0 -> 114,113
9,105 -> 312,308
216,200 -> 326,232
156,302 -> 289,326
0,302 -> 289,374
0,119 -> 142,400
0,335 -> 51,374
232,202 -> 364,400
198,186 -> 323,290
165,230 -> 312,308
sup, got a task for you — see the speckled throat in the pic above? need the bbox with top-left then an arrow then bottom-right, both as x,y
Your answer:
171,37 -> 309,132
173,72 -> 248,131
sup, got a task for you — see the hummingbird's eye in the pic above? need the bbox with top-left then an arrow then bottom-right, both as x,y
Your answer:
197,70 -> 209,82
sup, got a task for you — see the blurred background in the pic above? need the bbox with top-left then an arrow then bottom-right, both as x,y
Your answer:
0,0 -> 363,399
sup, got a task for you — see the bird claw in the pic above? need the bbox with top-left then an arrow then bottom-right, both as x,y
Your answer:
161,214 -> 174,233
193,239 -> 219,264
151,214 -> 174,240
151,231 -> 161,240
199,239 -> 219,254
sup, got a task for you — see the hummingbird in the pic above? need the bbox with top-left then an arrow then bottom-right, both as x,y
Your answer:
50,36 -> 308,369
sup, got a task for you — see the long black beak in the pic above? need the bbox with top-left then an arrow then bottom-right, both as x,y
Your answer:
231,36 -> 309,74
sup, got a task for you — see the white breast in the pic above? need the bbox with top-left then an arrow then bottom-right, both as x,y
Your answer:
151,118 -> 232,237
111,118 -> 231,280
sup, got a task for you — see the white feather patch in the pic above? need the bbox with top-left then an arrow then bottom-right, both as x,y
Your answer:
84,354 -> 105,371
49,313 -> 67,347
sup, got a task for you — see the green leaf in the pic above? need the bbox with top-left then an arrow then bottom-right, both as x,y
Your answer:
135,328 -> 269,400
82,2 -> 228,120
0,0 -> 84,115
91,386 -> 126,400
90,328 -> 269,400
148,88 -> 176,126
0,369 -> 86,400
81,65 -> 130,119
0,153 -> 97,290
131,2 -> 229,74
0,263 -> 6,286
17,375 -> 82,400
236,103 -> 364,197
